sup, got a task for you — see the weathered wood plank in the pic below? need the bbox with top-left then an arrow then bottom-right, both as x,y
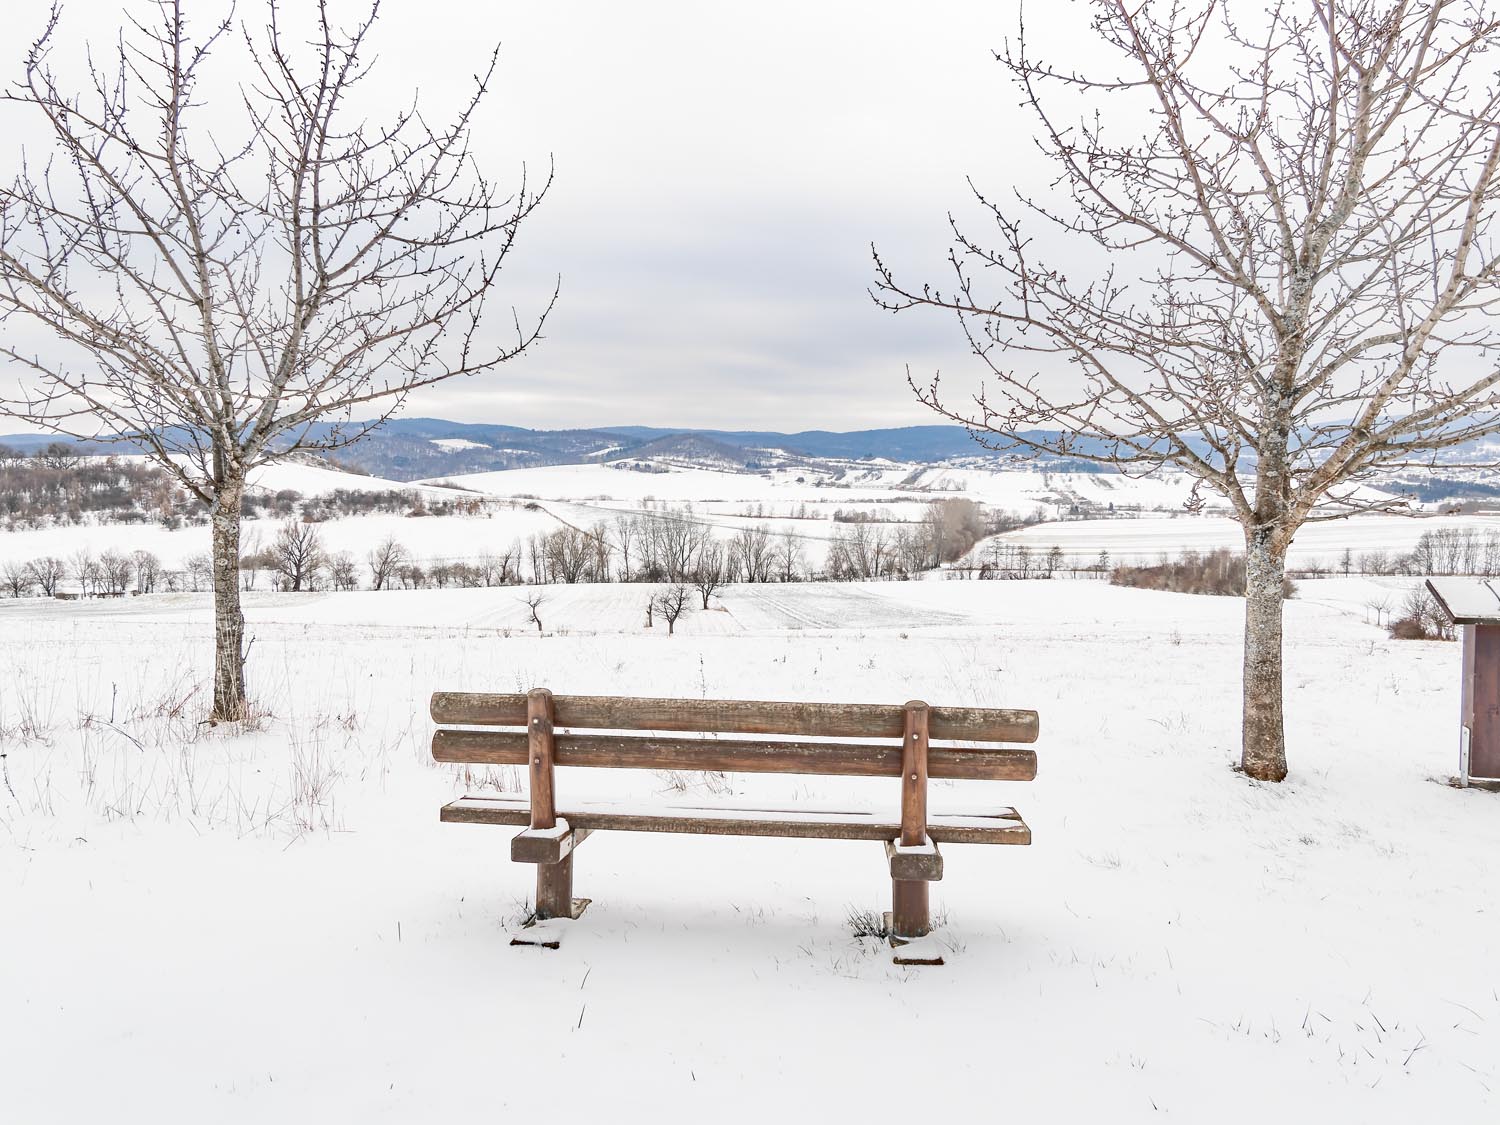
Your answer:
431,730 -> 1038,781
527,689 -> 556,831
510,824 -> 592,865
440,796 -> 1032,845
901,701 -> 929,848
430,692 -> 1039,744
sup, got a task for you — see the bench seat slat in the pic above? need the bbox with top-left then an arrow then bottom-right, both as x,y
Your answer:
430,692 -> 1039,744
440,795 -> 1032,845
432,730 -> 1037,782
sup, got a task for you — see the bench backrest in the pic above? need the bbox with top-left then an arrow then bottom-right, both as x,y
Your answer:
434,688 -> 1039,849
430,691 -> 1039,782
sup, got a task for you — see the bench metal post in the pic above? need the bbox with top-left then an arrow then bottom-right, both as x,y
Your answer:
527,688 -> 574,919
892,700 -> 931,939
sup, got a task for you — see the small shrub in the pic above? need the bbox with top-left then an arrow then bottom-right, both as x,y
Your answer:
1389,616 -> 1433,640
1388,586 -> 1454,641
846,907 -> 891,940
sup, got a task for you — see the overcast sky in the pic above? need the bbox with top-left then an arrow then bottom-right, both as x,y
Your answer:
3,0 -> 1083,433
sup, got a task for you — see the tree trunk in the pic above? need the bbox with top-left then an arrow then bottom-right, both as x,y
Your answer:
1241,528 -> 1288,781
211,484 -> 249,723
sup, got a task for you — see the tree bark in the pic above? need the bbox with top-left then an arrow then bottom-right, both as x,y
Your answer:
211,484 -> 248,723
1241,528 -> 1288,782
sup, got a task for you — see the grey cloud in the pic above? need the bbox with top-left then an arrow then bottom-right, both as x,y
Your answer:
3,0 -> 1058,432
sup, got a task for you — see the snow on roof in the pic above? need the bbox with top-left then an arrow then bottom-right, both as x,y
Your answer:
1427,577 -> 1500,624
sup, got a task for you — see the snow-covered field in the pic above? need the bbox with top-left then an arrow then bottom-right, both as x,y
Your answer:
7,452 -> 1490,579
0,504 -> 563,572
422,460 -> 1204,514
1,577 -> 1495,1123
989,513 -> 1500,568
427,460 -> 1467,570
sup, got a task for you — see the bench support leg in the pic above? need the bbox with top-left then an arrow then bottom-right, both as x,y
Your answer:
890,879 -> 930,940
520,687 -> 588,927
535,856 -> 584,921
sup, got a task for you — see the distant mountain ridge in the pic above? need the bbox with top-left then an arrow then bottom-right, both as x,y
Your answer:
4,418 -> 1498,495
0,419 -> 1018,479
598,424 -> 989,462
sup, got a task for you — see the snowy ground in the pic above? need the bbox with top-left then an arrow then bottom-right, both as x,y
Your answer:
0,579 -> 1494,1123
423,460 -> 1209,515
981,512 -> 1500,569
8,452 -> 1489,579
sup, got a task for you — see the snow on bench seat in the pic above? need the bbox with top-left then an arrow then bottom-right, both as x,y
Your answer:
440,795 -> 1031,845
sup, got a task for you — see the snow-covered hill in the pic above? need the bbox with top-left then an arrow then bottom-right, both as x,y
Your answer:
417,459 -> 1205,516
0,446 -> 1486,579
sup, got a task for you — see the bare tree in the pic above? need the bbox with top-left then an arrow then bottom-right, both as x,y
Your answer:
522,589 -> 547,634
185,553 -> 212,592
692,541 -> 729,608
541,526 -> 598,583
491,542 -> 523,586
97,549 -> 134,595
587,522 -> 614,582
131,549 -> 162,594
27,555 -> 64,596
775,529 -> 805,583
614,515 -> 638,581
328,551 -> 360,592
875,1 -> 1500,781
367,537 -> 409,592
641,508 -> 707,582
730,525 -> 775,583
70,547 -> 98,597
920,499 -> 986,568
0,2 -> 553,721
670,516 -> 710,583
1,561 -> 33,598
654,583 -> 692,635
270,520 -> 324,592
35,441 -> 78,470
238,528 -> 262,591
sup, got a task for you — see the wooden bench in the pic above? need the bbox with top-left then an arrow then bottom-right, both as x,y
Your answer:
431,689 -> 1038,951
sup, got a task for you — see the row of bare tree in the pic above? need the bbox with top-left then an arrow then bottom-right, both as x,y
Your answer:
0,499 -> 997,599
2,548 -> 164,598
824,499 -> 987,579
1312,529 -> 1500,579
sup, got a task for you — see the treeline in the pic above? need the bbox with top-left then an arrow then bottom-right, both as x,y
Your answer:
968,540 -> 1109,580
0,444 -> 200,529
0,443 -> 483,530
1111,549 -> 1298,598
243,488 -> 488,521
0,499 -> 1003,598
1304,527 -> 1500,578
2,548 -> 168,597
825,499 -> 989,579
